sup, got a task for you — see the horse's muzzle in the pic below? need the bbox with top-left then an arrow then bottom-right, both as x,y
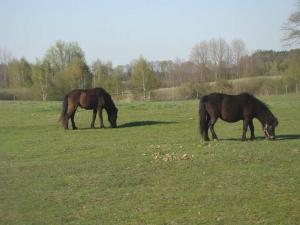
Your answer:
265,135 -> 275,140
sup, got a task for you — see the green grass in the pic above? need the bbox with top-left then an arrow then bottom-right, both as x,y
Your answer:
0,95 -> 300,225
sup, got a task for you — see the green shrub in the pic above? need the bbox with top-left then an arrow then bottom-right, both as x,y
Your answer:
0,88 -> 37,100
212,79 -> 233,93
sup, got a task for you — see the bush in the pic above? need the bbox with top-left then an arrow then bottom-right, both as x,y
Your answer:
212,79 -> 233,93
0,88 -> 37,100
152,82 -> 211,101
232,77 -> 287,96
0,90 -> 15,100
151,87 -> 184,101
232,79 -> 263,94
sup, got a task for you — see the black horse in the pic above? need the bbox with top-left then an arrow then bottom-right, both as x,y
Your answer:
60,87 -> 118,130
199,93 -> 278,141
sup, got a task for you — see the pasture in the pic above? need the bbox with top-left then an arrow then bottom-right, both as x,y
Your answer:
0,94 -> 300,225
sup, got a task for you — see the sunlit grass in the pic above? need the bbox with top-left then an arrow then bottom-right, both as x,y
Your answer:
0,94 -> 299,225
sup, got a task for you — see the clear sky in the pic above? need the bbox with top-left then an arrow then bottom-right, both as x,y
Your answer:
0,0 -> 296,65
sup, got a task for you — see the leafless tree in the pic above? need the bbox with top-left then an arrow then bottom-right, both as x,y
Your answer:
0,48 -> 12,64
231,39 -> 247,78
190,41 -> 210,66
282,0 -> 300,46
190,41 -> 210,81
0,48 -> 11,88
209,38 -> 231,80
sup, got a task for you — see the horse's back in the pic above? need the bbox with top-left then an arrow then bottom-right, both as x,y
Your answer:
202,93 -> 251,122
67,88 -> 103,109
67,89 -> 82,104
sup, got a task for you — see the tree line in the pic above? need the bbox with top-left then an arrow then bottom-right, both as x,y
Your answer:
1,0 -> 300,100
0,38 -> 299,100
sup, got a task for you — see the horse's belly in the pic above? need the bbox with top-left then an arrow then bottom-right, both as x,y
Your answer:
79,93 -> 97,109
81,105 -> 94,110
221,116 -> 241,123
220,109 -> 243,122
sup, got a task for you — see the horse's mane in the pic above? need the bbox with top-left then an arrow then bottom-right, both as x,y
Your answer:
245,93 -> 270,111
242,93 -> 275,121
105,93 -> 118,113
95,88 -> 117,114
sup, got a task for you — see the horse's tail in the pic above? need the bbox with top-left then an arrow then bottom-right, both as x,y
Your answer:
59,95 -> 68,128
199,95 -> 209,141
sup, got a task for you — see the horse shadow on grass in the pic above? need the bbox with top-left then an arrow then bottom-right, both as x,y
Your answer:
118,120 -> 177,128
219,136 -> 264,141
219,134 -> 300,141
75,121 -> 177,130
276,134 -> 300,140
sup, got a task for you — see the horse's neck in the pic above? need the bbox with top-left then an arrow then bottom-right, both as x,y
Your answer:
256,109 -> 272,125
102,94 -> 115,113
105,106 -> 115,114
104,102 -> 116,115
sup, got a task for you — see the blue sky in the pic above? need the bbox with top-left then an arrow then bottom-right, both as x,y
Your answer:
0,0 -> 296,65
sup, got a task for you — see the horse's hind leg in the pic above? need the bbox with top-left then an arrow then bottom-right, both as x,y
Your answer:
91,109 -> 97,128
204,125 -> 209,141
248,119 -> 255,140
70,113 -> 77,130
204,113 -> 210,141
63,115 -> 69,130
242,119 -> 249,141
209,117 -> 218,140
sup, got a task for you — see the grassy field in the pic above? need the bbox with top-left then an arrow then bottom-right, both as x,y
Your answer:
0,94 -> 299,225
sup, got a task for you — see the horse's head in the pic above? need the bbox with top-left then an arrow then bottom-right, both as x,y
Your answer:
263,117 -> 278,140
108,108 -> 118,128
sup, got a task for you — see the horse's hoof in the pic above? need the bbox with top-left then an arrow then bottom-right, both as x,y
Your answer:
91,126 -> 95,129
73,127 -> 78,130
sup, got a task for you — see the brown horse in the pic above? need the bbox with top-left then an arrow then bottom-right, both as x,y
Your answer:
60,88 -> 118,130
199,93 -> 278,141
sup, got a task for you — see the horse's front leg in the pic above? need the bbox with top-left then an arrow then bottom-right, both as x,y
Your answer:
98,107 -> 105,128
91,109 -> 97,128
248,119 -> 255,140
242,119 -> 249,141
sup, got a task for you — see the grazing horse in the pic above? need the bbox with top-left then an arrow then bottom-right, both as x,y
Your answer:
199,93 -> 278,141
60,88 -> 118,130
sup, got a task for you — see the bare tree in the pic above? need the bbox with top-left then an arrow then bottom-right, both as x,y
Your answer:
173,58 -> 185,85
209,38 -> 230,80
0,48 -> 11,64
231,39 -> 247,78
190,41 -> 210,81
190,41 -> 210,66
0,48 -> 11,88
282,0 -> 300,46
